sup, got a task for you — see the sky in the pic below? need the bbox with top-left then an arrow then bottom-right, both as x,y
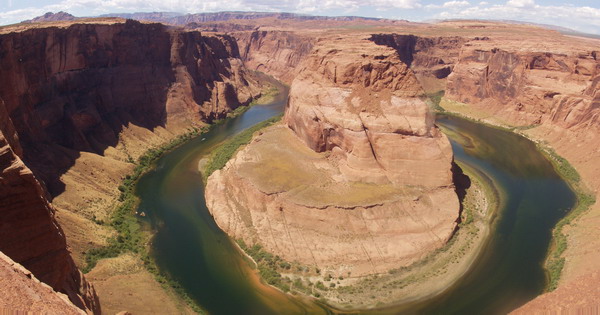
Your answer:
1,0 -> 599,34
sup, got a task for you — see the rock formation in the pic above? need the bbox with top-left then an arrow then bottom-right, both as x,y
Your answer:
0,251 -> 86,314
206,35 -> 459,276
22,11 -> 77,23
445,44 -> 599,129
233,30 -> 314,84
0,19 -> 263,312
0,128 -> 99,313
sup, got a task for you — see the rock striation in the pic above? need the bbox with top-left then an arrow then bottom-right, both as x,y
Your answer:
0,19 -> 263,312
0,128 -> 99,313
206,36 -> 459,276
233,30 -> 314,84
445,42 -> 599,130
0,19 -> 261,195
0,251 -> 86,315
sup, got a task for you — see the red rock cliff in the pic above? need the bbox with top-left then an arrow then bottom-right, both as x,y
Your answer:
233,30 -> 314,84
0,127 -> 99,313
445,43 -> 599,130
206,35 -> 459,277
0,19 -> 263,312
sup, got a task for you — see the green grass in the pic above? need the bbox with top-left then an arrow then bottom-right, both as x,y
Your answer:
426,90 -> 446,112
203,114 -> 283,181
439,96 -> 597,292
540,146 -> 596,291
82,126 -> 210,313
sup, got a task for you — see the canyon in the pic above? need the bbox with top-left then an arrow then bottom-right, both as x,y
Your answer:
0,18 -> 263,313
206,34 -> 459,277
0,12 -> 598,314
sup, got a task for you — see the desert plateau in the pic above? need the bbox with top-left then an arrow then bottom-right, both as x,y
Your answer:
0,3 -> 598,315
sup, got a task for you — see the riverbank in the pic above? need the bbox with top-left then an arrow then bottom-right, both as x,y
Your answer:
79,82 -> 280,314
200,115 -> 501,311
439,97 -> 597,293
322,160 -> 499,310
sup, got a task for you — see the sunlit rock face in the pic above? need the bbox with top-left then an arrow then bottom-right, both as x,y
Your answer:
206,35 -> 459,277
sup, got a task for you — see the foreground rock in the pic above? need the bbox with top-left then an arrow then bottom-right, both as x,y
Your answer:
0,129 -> 99,313
206,36 -> 459,276
0,251 -> 85,314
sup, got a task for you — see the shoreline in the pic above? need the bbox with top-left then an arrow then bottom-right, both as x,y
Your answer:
81,82 -> 281,314
438,98 -> 596,293
202,116 -> 502,311
321,159 -> 501,311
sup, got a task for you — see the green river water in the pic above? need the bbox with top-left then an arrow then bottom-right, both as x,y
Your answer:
135,85 -> 576,314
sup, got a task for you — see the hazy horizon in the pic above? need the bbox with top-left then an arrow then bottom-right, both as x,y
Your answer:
1,1 -> 599,35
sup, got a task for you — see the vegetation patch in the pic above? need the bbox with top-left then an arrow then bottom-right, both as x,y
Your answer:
425,90 -> 446,112
82,125 -> 209,313
202,114 -> 283,181
82,91 -> 278,312
539,146 -> 596,291
437,95 -> 597,292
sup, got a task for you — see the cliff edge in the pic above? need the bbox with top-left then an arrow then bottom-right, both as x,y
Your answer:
206,35 -> 459,277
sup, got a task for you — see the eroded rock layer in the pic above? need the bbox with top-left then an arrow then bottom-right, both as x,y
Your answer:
206,36 -> 459,276
0,128 -> 99,313
0,251 -> 85,315
0,19 -> 263,312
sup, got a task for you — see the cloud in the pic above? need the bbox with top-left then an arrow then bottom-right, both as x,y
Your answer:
436,3 -> 600,34
506,0 -> 534,8
426,1 -> 470,9
0,0 -> 423,24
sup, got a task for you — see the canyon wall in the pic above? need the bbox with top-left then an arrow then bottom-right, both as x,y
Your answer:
206,35 -> 459,276
370,34 -> 465,93
0,251 -> 86,314
0,19 -> 263,312
233,30 -> 314,84
0,128 -> 99,313
445,44 -> 599,129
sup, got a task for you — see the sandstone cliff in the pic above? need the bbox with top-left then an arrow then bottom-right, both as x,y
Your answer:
0,251 -> 86,314
370,34 -> 465,93
233,30 -> 314,84
206,35 -> 459,276
0,19 -> 263,312
0,128 -> 99,313
445,43 -> 599,130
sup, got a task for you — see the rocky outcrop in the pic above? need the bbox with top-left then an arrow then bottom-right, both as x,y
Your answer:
0,251 -> 85,314
285,36 -> 454,186
206,35 -> 459,276
22,11 -> 77,23
0,128 -> 99,313
233,30 -> 314,84
0,19 -> 260,195
370,34 -> 465,92
445,44 -> 600,130
0,19 -> 262,312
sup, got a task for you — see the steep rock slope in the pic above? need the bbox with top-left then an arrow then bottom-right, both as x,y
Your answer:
370,34 -> 465,93
445,43 -> 599,129
206,35 -> 459,276
0,19 -> 260,195
0,251 -> 85,314
0,19 -> 262,312
233,30 -> 314,84
0,128 -> 99,313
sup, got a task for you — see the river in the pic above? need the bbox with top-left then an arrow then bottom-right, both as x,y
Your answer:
135,84 -> 576,314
